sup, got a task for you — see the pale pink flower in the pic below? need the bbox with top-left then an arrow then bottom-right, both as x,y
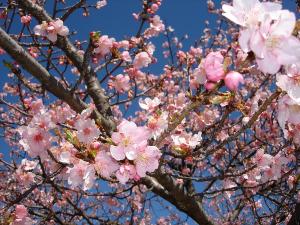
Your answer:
20,15 -> 31,25
147,111 -> 168,139
96,0 -> 107,9
278,95 -> 300,136
11,205 -> 34,225
144,15 -> 165,39
74,118 -> 100,144
276,64 -> 300,103
139,97 -> 161,111
110,120 -> 150,161
171,132 -> 202,149
133,52 -> 152,69
224,71 -> 244,91
241,10 -> 300,74
34,19 -> 69,42
116,163 -> 137,184
111,74 -> 130,93
67,160 -> 95,190
121,51 -> 132,62
222,0 -> 281,28
94,151 -> 119,178
190,66 -> 207,89
18,126 -> 52,158
134,145 -> 161,177
204,51 -> 225,82
94,35 -> 114,57
255,149 -> 273,168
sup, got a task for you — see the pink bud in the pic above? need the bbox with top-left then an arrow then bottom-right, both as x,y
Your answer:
205,82 -> 217,90
90,141 -> 101,150
224,71 -> 244,91
204,51 -> 225,82
151,4 -> 159,12
21,15 -> 31,25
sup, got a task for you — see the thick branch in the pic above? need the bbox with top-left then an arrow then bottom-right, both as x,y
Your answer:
287,203 -> 300,225
143,171 -> 215,225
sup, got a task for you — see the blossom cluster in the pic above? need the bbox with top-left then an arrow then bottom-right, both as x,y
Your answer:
222,0 -> 300,74
17,100 -> 162,190
34,19 -> 69,42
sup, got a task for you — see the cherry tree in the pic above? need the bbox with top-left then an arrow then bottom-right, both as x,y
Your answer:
0,0 -> 299,224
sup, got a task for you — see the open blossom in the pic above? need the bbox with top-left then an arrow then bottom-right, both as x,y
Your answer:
204,51 -> 225,82
133,52 -> 152,69
190,65 -> 207,89
67,160 -> 95,190
147,111 -> 168,139
121,51 -> 132,62
139,97 -> 161,111
96,0 -> 107,9
276,64 -> 300,103
171,132 -> 202,150
222,0 -> 281,28
110,120 -> 150,161
224,71 -> 244,91
134,145 -> 161,177
11,205 -> 34,225
223,0 -> 300,74
255,149 -> 273,168
18,126 -> 52,158
94,35 -> 114,57
111,74 -> 130,93
245,11 -> 300,74
94,151 -> 119,178
34,19 -> 69,42
144,15 -> 165,39
277,95 -> 300,137
116,163 -> 137,184
74,118 -> 100,144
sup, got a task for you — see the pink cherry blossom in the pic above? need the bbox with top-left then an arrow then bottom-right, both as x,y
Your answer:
11,205 -> 34,225
139,97 -> 161,111
110,120 -> 150,160
74,118 -> 100,144
224,71 -> 244,91
144,15 -> 165,39
67,160 -> 95,190
121,51 -> 132,62
94,35 -> 115,58
204,51 -> 225,82
94,151 -> 119,178
96,0 -> 107,9
276,64 -> 300,103
20,15 -> 31,25
278,95 -> 300,136
18,126 -> 52,158
116,163 -> 137,184
111,74 -> 130,93
134,145 -> 161,177
34,19 -> 69,42
240,10 -> 300,74
133,52 -> 152,69
222,0 -> 281,28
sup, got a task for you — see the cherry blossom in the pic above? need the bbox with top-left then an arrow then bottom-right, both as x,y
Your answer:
139,97 -> 161,112
224,71 -> 244,91
204,51 -> 225,82
133,52 -> 152,69
74,118 -> 100,144
67,160 -> 96,191
94,151 -> 119,178
110,74 -> 130,93
34,19 -> 69,42
110,120 -> 150,160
